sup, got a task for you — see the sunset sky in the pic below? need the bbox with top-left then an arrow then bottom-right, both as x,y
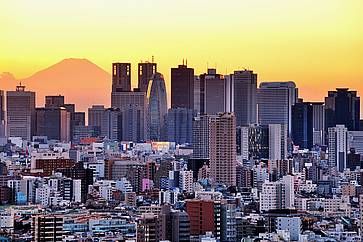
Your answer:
1,0 -> 363,104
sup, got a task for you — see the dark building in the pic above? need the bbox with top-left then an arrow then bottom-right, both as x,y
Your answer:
186,199 -> 215,236
112,63 -> 131,92
73,112 -> 85,126
292,101 -> 313,149
171,63 -> 194,109
166,108 -> 194,144
0,90 -> 4,137
325,88 -> 360,131
32,215 -> 63,242
138,62 -> 157,93
236,125 -> 269,160
35,159 -> 75,176
347,148 -> 361,170
45,95 -> 65,108
233,70 -> 257,126
35,107 -> 71,142
56,162 -> 93,203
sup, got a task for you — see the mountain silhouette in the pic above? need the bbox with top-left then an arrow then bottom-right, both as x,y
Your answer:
0,58 -> 111,112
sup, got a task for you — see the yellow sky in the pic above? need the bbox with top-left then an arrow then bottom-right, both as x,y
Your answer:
1,0 -> 363,102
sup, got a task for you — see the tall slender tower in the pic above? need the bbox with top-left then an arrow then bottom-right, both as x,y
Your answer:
171,63 -> 194,109
138,62 -> 157,93
147,72 -> 168,141
112,63 -> 131,92
233,70 -> 257,126
0,90 -> 5,137
6,84 -> 36,140
209,112 -> 236,187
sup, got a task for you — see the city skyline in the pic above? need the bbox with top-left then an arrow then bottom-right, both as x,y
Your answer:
1,0 -> 363,110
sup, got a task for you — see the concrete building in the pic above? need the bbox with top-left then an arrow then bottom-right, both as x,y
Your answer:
260,181 -> 286,212
112,62 -> 131,92
32,215 -> 64,242
233,70 -> 257,126
311,102 -> 325,145
257,81 -> 298,136
269,124 -> 287,161
209,113 -> 236,187
186,200 -> 215,236
6,84 -> 36,140
328,125 -> 348,172
101,108 -> 121,141
276,217 -> 301,241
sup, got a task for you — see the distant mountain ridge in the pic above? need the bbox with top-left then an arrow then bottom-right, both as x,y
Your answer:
0,58 -> 111,112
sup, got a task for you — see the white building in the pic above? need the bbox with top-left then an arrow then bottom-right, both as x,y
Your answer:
276,217 -> 301,241
328,125 -> 348,172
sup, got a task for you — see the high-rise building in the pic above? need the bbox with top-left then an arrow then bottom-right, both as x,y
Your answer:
147,72 -> 167,141
88,105 -> 105,128
171,63 -> 194,109
209,113 -> 236,187
73,112 -> 85,126
269,124 -> 287,161
0,90 -> 5,137
328,125 -> 348,172
111,90 -> 148,142
6,84 -> 36,140
221,200 -> 237,242
233,70 -> 257,126
101,108 -> 122,141
186,199 -> 215,236
138,62 -> 157,93
311,102 -> 325,145
112,62 -> 131,92
166,108 -> 194,144
192,114 -> 211,159
292,101 -> 313,149
35,107 -> 71,142
193,75 -> 201,113
199,69 -> 230,114
325,88 -> 360,131
45,95 -> 65,108
348,131 -> 363,159
236,124 -> 269,160
260,180 -> 292,212
257,81 -> 298,136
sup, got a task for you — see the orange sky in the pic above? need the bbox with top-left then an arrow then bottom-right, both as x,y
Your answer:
1,0 -> 363,105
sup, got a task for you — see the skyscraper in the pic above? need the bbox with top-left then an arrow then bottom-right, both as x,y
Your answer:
45,95 -> 65,108
6,84 -> 36,140
311,102 -> 325,145
236,124 -> 269,160
166,108 -> 194,144
209,113 -> 236,187
269,124 -> 287,161
88,105 -> 105,128
233,70 -> 257,126
325,88 -> 360,131
171,63 -> 194,109
101,108 -> 122,141
138,62 -> 157,93
147,72 -> 168,141
199,69 -> 228,114
257,81 -> 298,136
292,101 -> 313,149
0,90 -> 5,137
35,107 -> 71,142
112,63 -> 131,92
111,90 -> 148,142
328,125 -> 348,172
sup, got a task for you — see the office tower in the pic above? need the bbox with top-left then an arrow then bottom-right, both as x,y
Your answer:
186,200 -> 215,236
312,102 -> 325,145
209,113 -> 236,187
233,70 -> 257,126
35,107 -> 71,142
199,69 -> 228,114
45,95 -> 64,108
171,63 -> 194,109
73,112 -> 85,126
32,215 -> 64,242
192,114 -> 211,159
269,124 -> 287,161
148,72 -> 168,141
224,74 -> 234,113
257,81 -> 298,136
328,125 -> 348,172
348,131 -> 363,159
138,62 -> 157,92
325,88 -> 360,131
0,90 -> 4,137
101,108 -> 122,141
166,108 -> 194,144
88,105 -> 105,128
236,124 -> 269,160
292,101 -> 313,149
111,90 -> 148,142
6,84 -> 36,140
193,75 -> 201,112
112,62 -> 131,92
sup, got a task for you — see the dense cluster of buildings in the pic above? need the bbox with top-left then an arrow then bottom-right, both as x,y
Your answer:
1,61 -> 363,241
